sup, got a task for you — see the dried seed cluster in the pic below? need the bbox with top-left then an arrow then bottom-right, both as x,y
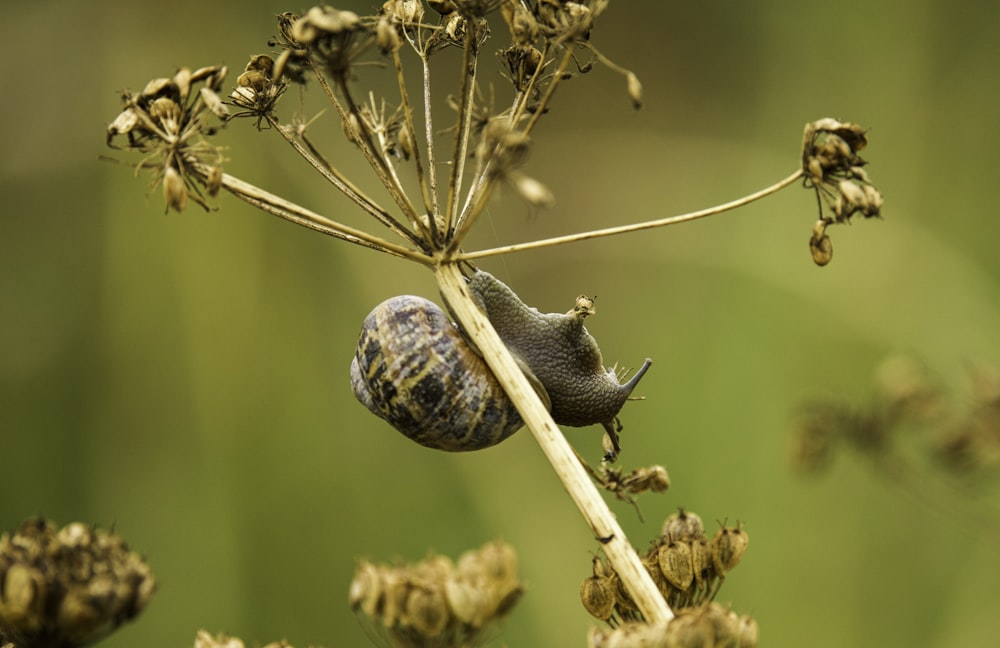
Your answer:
581,510 -> 748,625
349,540 -> 522,647
801,118 -> 884,266
0,518 -> 155,648
107,66 -> 228,212
585,462 -> 671,518
587,601 -> 758,648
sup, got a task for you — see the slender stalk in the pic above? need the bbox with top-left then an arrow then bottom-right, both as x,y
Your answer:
420,56 -> 441,219
457,169 -> 804,260
310,63 -> 420,227
391,47 -> 434,221
435,262 -> 674,624
523,46 -> 574,136
266,114 -> 421,247
190,162 -> 434,265
446,25 -> 480,236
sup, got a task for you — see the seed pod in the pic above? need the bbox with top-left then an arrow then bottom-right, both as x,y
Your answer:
351,271 -> 652,456
711,524 -> 749,575
658,540 -> 694,591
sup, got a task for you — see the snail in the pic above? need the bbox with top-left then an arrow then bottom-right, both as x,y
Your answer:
350,270 -> 652,459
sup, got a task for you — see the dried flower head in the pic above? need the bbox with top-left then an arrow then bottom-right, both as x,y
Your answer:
229,54 -> 288,128
107,66 -> 228,212
582,510 -> 749,625
801,118 -> 884,265
349,540 -> 522,647
0,518 -> 155,648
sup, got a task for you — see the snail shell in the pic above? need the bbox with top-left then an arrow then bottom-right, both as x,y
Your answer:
350,294 -> 523,451
350,271 -> 651,455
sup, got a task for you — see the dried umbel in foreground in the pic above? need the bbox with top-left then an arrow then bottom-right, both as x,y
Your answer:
581,510 -> 749,625
0,517 -> 155,648
349,540 -> 522,647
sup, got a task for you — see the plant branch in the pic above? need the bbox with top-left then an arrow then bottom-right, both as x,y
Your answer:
457,168 -> 804,260
266,113 -> 421,247
189,162 -> 434,265
420,55 -> 442,222
446,25 -> 480,237
435,262 -> 674,624
391,47 -> 435,225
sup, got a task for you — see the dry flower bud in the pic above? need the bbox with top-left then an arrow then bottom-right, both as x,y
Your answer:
626,71 -> 643,110
404,585 -> 449,637
200,87 -> 229,119
306,6 -> 360,34
580,574 -> 616,621
658,539 -> 695,591
661,508 -> 705,541
375,15 -> 401,52
738,614 -> 760,647
689,537 -> 711,587
809,227 -> 833,266
163,165 -> 188,212
108,108 -> 139,139
140,77 -> 176,100
510,172 -> 555,207
711,524 -> 749,574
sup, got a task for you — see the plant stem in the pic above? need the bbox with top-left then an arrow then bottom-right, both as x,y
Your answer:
456,169 -> 804,260
191,162 -> 433,265
266,114 -> 420,247
435,262 -> 674,624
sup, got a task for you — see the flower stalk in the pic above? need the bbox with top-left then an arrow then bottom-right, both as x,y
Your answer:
436,262 -> 675,623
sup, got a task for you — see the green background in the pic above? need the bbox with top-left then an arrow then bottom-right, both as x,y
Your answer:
3,1 -> 999,646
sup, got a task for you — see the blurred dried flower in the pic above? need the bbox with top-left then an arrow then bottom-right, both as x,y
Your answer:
350,540 -> 522,647
0,518 -> 155,648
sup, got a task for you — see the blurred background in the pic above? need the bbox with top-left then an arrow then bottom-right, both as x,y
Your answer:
3,1 -> 1000,646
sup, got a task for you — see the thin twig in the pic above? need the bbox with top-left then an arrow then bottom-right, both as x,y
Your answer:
436,262 -> 674,624
190,163 -> 434,265
391,47 -> 435,224
446,25 -> 480,237
420,55 -> 441,221
457,169 -> 804,260
266,114 -> 421,247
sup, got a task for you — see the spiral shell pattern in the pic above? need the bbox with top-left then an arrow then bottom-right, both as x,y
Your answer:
350,295 -> 523,451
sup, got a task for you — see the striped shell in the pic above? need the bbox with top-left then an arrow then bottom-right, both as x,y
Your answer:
350,294 -> 523,451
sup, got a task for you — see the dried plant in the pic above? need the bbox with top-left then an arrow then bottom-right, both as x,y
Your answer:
792,356 -> 1000,537
0,518 -> 155,648
102,1 -> 883,644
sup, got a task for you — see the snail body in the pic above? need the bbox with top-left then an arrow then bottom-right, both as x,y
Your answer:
350,271 -> 651,456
